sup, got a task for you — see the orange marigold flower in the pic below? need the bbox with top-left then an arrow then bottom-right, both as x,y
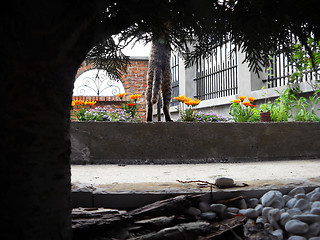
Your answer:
116,93 -> 126,98
174,95 -> 186,102
238,96 -> 247,101
72,100 -> 85,106
248,97 -> 256,102
193,98 -> 201,106
185,101 -> 193,106
184,97 -> 192,103
232,99 -> 241,104
85,100 -> 96,106
129,94 -> 142,100
242,101 -> 251,106
250,104 -> 257,108
126,103 -> 135,107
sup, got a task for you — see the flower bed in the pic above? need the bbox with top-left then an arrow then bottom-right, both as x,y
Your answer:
71,121 -> 320,165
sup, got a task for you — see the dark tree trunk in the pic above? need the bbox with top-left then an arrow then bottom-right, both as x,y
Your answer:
1,2 -> 106,239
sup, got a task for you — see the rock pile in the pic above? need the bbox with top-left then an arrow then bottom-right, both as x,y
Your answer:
73,186 -> 320,239
241,187 -> 320,240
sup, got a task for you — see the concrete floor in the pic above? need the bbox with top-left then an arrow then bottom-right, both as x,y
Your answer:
71,160 -> 320,193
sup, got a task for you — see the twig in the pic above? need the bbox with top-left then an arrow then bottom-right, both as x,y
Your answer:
225,224 -> 243,240
176,179 -> 216,186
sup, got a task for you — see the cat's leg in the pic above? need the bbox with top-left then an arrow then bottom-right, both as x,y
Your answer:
162,67 -> 173,122
146,67 -> 154,122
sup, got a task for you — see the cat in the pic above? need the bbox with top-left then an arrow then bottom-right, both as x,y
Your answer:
146,38 -> 173,122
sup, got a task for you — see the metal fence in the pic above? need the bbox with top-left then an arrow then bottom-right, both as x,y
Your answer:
194,42 -> 238,100
171,52 -> 180,106
263,53 -> 320,88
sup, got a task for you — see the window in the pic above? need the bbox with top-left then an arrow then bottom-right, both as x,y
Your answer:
73,69 -> 125,96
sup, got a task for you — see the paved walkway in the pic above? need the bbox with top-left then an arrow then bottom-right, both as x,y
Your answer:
71,160 -> 320,193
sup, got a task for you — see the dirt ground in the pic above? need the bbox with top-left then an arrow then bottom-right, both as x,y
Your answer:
71,160 -> 320,193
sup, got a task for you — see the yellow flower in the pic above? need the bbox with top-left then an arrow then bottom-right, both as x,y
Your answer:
248,97 -> 256,102
129,94 -> 142,101
232,99 -> 241,104
85,101 -> 96,106
238,96 -> 247,101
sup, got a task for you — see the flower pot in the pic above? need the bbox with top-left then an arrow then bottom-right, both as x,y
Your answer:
260,111 -> 271,122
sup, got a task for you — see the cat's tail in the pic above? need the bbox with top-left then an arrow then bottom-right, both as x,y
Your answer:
151,68 -> 162,104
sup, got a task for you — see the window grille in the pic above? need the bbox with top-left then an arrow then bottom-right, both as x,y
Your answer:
171,52 -> 180,106
194,42 -> 238,100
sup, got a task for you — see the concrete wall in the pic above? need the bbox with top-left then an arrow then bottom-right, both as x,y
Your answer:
71,122 -> 320,164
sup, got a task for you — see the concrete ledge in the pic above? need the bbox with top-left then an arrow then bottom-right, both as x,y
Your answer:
72,186 -> 319,209
70,122 -> 320,164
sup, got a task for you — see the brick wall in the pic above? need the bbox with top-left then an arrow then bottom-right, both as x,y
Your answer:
72,57 -> 149,121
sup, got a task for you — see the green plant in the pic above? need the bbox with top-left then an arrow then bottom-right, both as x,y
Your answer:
268,88 -> 296,122
84,106 -> 136,122
71,100 -> 97,120
116,93 -> 142,119
288,37 -> 320,91
294,91 -> 320,122
229,96 -> 259,122
177,110 -> 228,122
174,95 -> 201,121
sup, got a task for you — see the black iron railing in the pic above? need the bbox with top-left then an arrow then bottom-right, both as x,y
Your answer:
194,42 -> 238,100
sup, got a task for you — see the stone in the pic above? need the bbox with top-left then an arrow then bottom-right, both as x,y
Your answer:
292,214 -> 320,224
238,199 -> 247,209
293,199 -> 309,211
287,208 -> 302,217
269,218 -> 281,229
215,177 -> 234,188
280,212 -> 291,227
255,204 -> 263,215
288,187 -> 305,197
311,192 -> 320,202
264,222 -> 273,232
256,216 -> 267,224
283,195 -> 291,203
210,204 -> 227,215
226,207 -> 239,214
271,199 -> 285,209
199,201 -> 211,213
311,207 -> 320,215
239,209 -> 258,219
185,207 -> 201,217
285,219 -> 309,235
295,193 -> 307,200
271,229 -> 283,240
247,198 -> 259,208
304,222 -> 320,238
309,237 -> 320,240
261,191 -> 283,207
286,198 -> 298,208
200,212 -> 216,221
288,236 -> 306,240
312,201 -> 320,208
268,209 -> 280,222
262,207 -> 273,219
